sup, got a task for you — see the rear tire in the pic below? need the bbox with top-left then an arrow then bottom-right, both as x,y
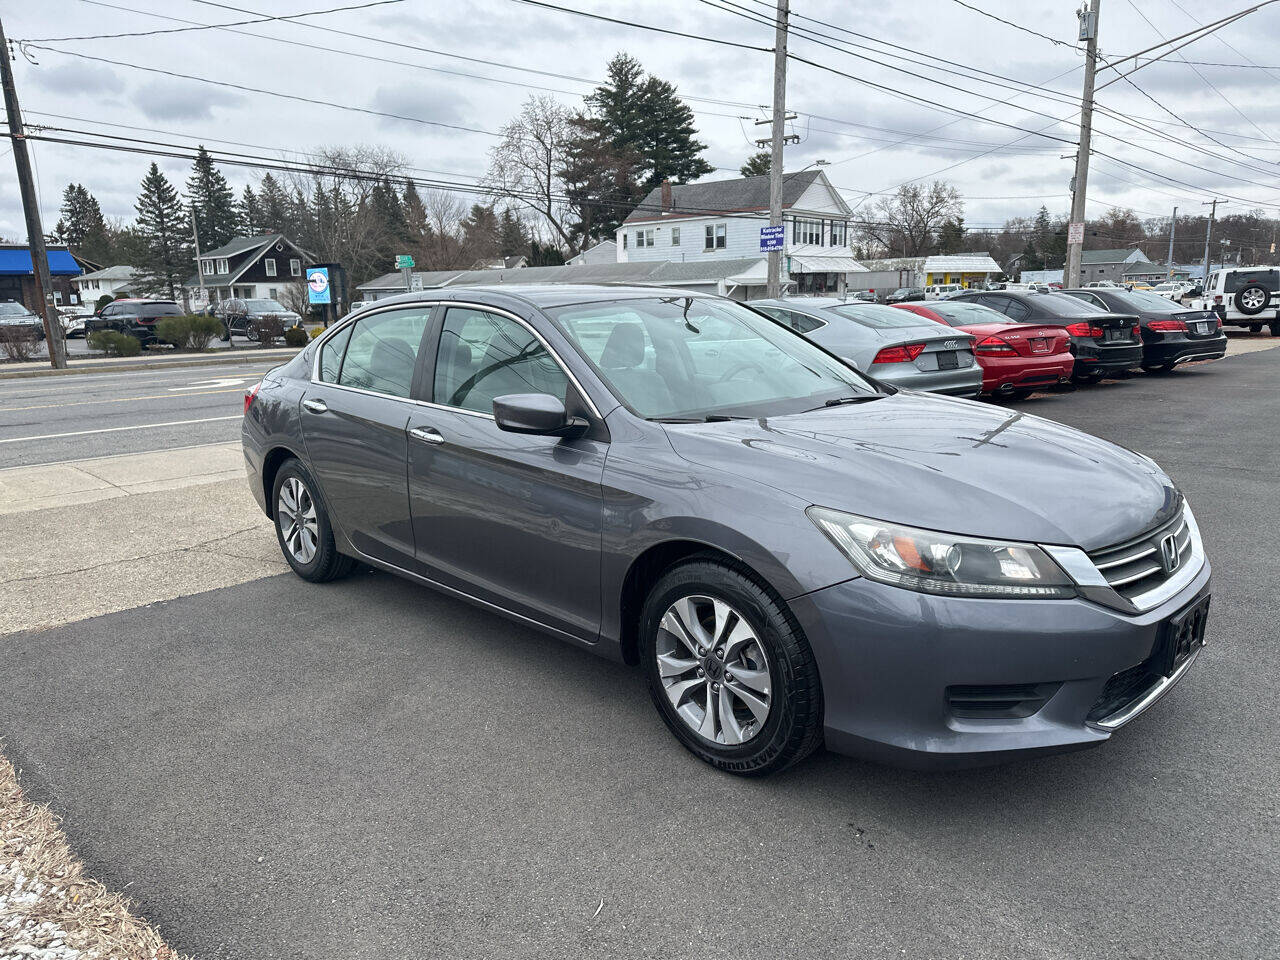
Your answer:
640,559 -> 822,777
1249,323 -> 1262,333
271,459 -> 355,583
1270,321 -> 1280,337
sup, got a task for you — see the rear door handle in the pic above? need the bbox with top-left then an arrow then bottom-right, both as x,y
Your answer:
409,426 -> 444,445
302,398 -> 328,414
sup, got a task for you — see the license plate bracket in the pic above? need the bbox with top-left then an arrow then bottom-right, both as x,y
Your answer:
1156,595 -> 1210,677
936,351 -> 959,369
1105,328 -> 1127,342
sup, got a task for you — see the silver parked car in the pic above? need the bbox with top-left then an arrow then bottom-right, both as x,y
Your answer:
752,297 -> 982,396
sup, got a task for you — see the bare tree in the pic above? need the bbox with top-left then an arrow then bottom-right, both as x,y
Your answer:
858,181 -> 962,258
486,95 -> 576,254
418,188 -> 468,269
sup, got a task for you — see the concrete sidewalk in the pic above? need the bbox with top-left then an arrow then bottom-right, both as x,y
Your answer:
1,347 -> 299,380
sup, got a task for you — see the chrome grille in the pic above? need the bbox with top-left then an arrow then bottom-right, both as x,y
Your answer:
1087,508 -> 1192,601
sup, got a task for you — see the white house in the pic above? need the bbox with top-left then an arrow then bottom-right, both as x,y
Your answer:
567,239 -> 617,266
74,265 -> 140,303
616,171 -> 864,295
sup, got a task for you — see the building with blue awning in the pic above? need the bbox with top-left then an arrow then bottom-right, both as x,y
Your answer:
0,244 -> 88,313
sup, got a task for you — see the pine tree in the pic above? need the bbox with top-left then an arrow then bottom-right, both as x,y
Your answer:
637,74 -> 713,190
937,217 -> 965,255
498,207 -> 529,258
257,173 -> 290,234
187,146 -> 238,249
460,204 -> 501,261
740,152 -> 771,178
55,184 -> 112,262
133,163 -> 192,299
238,184 -> 262,235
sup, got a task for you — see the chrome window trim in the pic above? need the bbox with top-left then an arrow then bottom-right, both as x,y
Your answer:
308,299 -> 603,420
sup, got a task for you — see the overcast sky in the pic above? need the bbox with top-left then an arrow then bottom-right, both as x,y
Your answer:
3,0 -> 1280,246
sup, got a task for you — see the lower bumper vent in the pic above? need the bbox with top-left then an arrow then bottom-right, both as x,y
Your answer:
947,682 -> 1061,719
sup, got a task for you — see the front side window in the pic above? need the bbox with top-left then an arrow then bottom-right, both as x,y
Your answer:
336,308 -> 431,398
704,223 -> 726,250
433,308 -> 570,415
551,296 -> 876,421
264,258 -> 277,277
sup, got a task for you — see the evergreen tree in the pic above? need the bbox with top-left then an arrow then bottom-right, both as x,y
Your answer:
528,239 -> 566,266
402,180 -> 429,243
187,146 -> 238,249
238,184 -> 262,235
559,114 -> 637,245
460,203 -> 501,261
498,207 -> 529,258
257,173 -> 290,234
740,152 -> 771,178
638,74 -> 713,190
937,216 -> 965,255
133,163 -> 192,299
55,184 -> 111,262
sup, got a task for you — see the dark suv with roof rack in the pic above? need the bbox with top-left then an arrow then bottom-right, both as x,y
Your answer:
90,299 -> 183,344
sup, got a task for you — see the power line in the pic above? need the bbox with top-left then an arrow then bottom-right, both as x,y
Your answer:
948,0 -> 1077,48
23,0 -> 404,42
502,0 -> 771,52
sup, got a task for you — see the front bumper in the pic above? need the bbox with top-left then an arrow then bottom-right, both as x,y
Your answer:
790,558 -> 1211,769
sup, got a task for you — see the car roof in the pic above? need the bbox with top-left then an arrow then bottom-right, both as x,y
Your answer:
368,283 -> 719,312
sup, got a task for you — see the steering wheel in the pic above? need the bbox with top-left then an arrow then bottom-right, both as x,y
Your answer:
717,361 -> 764,383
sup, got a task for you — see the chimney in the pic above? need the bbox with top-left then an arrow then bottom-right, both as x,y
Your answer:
660,180 -> 672,212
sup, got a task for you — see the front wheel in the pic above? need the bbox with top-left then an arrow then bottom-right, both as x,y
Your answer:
272,460 -> 355,582
640,559 -> 822,776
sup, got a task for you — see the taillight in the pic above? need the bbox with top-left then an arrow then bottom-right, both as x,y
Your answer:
1064,322 -> 1104,337
1213,295 -> 1223,304
244,381 -> 261,415
973,335 -> 1016,355
1147,319 -> 1187,332
871,343 -> 926,364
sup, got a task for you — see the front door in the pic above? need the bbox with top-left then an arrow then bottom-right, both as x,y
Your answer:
407,305 -> 607,642
299,305 -> 434,566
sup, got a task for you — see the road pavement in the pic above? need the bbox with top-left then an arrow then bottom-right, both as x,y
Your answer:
0,357 -> 285,466
1,348 -> 1278,959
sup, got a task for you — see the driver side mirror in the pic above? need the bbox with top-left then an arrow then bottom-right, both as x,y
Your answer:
492,393 -> 588,438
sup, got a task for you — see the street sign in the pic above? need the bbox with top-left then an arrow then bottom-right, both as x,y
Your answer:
306,266 -> 331,305
760,225 -> 785,252
1067,222 -> 1085,245
395,254 -> 415,269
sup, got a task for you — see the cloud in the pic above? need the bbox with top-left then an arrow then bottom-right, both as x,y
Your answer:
31,60 -> 125,96
132,81 -> 243,122
369,83 -> 468,131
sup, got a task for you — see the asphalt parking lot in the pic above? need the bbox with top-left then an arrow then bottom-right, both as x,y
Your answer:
2,346 -> 1278,959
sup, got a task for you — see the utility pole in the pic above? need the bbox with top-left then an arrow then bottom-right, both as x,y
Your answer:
765,0 -> 790,300
191,203 -> 206,308
1064,0 -> 1101,290
1201,198 -> 1219,288
1166,207 -> 1177,277
0,18 -> 66,369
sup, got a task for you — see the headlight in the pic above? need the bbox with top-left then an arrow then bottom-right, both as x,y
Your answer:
807,506 -> 1076,599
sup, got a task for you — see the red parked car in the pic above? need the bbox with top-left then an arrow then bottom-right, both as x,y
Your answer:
893,300 -> 1074,399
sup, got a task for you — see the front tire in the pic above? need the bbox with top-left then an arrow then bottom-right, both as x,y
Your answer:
272,459 -> 355,583
640,559 -> 822,776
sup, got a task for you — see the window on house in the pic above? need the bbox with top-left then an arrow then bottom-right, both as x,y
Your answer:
830,220 -> 847,247
264,258 -> 277,277
290,258 -> 301,277
216,258 -> 228,274
792,218 -> 822,245
704,223 -> 726,250
671,227 -> 680,246
202,260 -> 214,275
622,233 -> 628,249
636,229 -> 655,248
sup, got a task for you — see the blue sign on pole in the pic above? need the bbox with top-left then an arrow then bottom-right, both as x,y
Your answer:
759,225 -> 785,252
306,266 -> 331,305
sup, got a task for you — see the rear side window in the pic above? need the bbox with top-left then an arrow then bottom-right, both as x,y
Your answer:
139,303 -> 181,318
318,323 -> 353,383
757,307 -> 825,334
1003,299 -> 1032,321
828,304 -> 924,329
1224,269 -> 1279,293
336,308 -> 432,398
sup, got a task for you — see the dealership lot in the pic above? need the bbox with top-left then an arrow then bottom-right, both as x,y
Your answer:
2,345 -> 1278,959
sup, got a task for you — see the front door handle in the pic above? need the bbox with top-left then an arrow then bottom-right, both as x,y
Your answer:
409,426 -> 444,445
302,398 -> 328,414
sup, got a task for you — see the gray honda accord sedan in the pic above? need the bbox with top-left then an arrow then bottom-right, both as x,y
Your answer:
242,285 -> 1211,775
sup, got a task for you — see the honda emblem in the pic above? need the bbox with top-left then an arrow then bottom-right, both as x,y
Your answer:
1159,533 -> 1180,574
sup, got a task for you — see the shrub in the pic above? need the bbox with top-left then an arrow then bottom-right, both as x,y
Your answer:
283,325 -> 310,348
309,326 -> 326,340
249,315 -> 286,347
0,326 -> 39,362
94,293 -> 114,313
88,329 -> 142,357
155,314 -> 222,351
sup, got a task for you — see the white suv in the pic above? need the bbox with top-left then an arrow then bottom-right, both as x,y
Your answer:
1192,267 -> 1279,334
924,283 -> 964,300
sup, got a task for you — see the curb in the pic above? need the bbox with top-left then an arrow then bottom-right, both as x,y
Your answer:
0,350 -> 300,381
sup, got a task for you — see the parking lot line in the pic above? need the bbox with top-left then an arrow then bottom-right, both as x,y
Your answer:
0,415 -> 242,444
0,387 -> 246,413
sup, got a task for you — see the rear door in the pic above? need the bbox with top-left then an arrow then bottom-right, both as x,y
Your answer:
299,305 -> 435,567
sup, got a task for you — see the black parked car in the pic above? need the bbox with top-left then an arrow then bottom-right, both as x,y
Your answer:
90,299 -> 183,344
884,287 -> 925,304
215,298 -> 303,341
1061,288 -> 1226,374
953,290 -> 1142,382
0,301 -> 43,339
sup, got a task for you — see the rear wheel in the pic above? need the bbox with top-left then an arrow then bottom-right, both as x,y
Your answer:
1270,321 -> 1280,337
272,459 -> 355,583
640,559 -> 822,776
1249,323 -> 1262,333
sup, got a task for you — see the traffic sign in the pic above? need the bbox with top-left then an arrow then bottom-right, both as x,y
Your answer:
760,225 -> 785,252
395,254 -> 415,269
306,266 -> 331,305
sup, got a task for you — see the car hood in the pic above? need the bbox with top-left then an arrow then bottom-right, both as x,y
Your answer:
663,392 -> 1179,551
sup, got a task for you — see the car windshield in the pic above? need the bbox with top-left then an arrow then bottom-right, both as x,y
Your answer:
1110,290 -> 1181,313
826,303 -> 928,329
138,303 -> 182,318
245,299 -> 289,312
1036,293 -> 1109,316
549,296 -> 878,420
929,302 -> 1007,325
0,302 -> 32,317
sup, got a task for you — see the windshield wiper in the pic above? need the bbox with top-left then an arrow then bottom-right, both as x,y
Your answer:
647,414 -> 749,423
803,395 -> 882,412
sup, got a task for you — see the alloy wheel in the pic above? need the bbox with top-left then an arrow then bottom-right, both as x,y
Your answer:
1241,289 -> 1266,310
277,476 -> 319,564
656,594 -> 773,746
